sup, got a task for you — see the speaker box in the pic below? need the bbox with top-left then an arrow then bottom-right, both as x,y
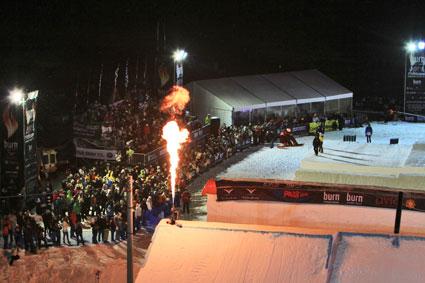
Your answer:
390,138 -> 399,144
210,117 -> 220,136
343,135 -> 356,142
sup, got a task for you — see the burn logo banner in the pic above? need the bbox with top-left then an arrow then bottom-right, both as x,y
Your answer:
216,179 -> 425,212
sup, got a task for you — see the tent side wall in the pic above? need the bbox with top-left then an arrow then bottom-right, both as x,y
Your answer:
188,82 -> 233,126
325,97 -> 353,114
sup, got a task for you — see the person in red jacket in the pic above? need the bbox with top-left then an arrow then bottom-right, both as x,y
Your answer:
181,189 -> 191,215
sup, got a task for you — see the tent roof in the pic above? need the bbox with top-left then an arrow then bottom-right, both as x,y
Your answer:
190,69 -> 352,111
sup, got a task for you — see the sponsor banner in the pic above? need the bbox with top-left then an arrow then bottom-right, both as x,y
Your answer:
324,119 -> 339,131
403,192 -> 425,211
73,121 -> 101,139
405,49 -> 425,115
75,146 -> 118,161
176,62 -> 184,86
309,120 -> 339,134
1,102 -> 23,194
216,179 -> 404,210
292,125 -> 308,134
309,122 -> 320,134
24,96 -> 39,194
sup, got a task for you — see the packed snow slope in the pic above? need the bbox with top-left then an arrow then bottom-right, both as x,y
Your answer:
220,122 -> 425,190
206,196 -> 425,235
136,220 -> 332,283
329,233 -> 425,283
137,220 -> 425,283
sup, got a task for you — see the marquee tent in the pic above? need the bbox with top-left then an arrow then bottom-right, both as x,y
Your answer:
186,69 -> 353,125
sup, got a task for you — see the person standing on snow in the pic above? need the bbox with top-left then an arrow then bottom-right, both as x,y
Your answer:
365,123 -> 373,143
313,133 -> 321,156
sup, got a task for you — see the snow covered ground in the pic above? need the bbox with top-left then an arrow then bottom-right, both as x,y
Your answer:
220,122 -> 425,190
0,232 -> 149,283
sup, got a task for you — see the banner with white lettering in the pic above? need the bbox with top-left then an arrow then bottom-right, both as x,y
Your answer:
23,93 -> 38,195
75,146 -> 118,161
405,50 -> 425,115
215,179 -> 411,210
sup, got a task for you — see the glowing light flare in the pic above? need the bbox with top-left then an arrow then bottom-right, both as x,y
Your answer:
162,121 -> 189,205
9,88 -> 24,105
419,41 -> 425,50
406,42 -> 417,52
173,49 -> 188,62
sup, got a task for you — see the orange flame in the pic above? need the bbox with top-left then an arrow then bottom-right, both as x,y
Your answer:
162,121 -> 189,205
160,86 -> 190,116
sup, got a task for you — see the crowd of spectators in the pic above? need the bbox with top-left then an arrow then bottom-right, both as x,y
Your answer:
75,94 -> 169,153
1,122 -> 258,255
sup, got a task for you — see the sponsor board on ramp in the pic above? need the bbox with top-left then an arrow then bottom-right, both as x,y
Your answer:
216,179 -> 425,211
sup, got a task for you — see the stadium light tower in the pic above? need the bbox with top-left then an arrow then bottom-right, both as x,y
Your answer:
173,49 -> 188,86
8,88 -> 38,208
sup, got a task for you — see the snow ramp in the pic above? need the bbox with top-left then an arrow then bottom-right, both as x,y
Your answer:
329,233 -> 425,282
136,220 -> 333,283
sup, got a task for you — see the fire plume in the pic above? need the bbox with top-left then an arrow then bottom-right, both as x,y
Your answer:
162,121 -> 189,205
160,86 -> 190,116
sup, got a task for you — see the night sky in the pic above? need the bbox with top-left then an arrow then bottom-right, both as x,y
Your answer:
1,1 -> 425,105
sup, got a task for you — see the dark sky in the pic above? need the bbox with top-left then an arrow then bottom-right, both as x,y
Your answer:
1,1 -> 425,103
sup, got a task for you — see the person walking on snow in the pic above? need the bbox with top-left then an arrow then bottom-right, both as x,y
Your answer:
365,123 -> 373,143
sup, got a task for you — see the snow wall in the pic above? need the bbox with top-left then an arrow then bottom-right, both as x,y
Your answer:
206,195 -> 425,235
295,160 -> 425,190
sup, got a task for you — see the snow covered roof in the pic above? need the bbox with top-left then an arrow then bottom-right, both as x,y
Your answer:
188,70 -> 352,111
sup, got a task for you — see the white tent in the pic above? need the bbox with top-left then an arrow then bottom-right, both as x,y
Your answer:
187,69 -> 353,125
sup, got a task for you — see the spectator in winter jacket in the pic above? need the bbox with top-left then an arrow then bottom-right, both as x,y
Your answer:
3,220 -> 10,249
365,123 -> 373,143
109,218 -> 117,242
62,218 -> 71,245
76,222 -> 85,246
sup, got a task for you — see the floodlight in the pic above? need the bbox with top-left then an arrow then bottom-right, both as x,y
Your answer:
9,88 -> 24,104
406,42 -> 417,52
418,41 -> 425,50
173,49 -> 188,62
